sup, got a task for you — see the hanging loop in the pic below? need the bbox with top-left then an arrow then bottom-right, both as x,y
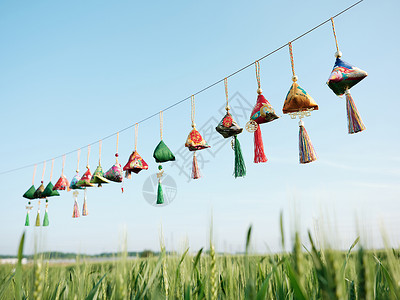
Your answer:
288,42 -> 297,82
86,145 -> 90,168
330,18 -> 342,58
62,155 -> 66,176
32,164 -> 37,185
98,140 -> 102,164
191,95 -> 196,128
50,158 -> 55,181
41,161 -> 46,183
134,123 -> 138,152
115,132 -> 119,163
159,111 -> 163,140
255,61 -> 261,88
76,149 -> 81,173
224,78 -> 230,111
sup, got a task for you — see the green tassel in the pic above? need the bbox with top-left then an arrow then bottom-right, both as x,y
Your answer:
35,211 -> 40,227
43,210 -> 49,227
25,212 -> 30,226
234,135 -> 246,178
157,181 -> 164,204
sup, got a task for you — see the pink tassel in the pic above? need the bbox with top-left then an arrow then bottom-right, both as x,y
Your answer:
82,191 -> 88,216
72,199 -> 80,218
254,125 -> 267,163
192,152 -> 201,179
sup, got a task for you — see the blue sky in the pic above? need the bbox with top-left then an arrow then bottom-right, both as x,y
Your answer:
0,0 -> 399,255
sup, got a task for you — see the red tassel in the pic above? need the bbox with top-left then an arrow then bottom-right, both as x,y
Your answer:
254,125 -> 267,163
192,152 -> 201,179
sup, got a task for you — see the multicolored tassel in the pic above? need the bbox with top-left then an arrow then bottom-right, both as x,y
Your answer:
82,190 -> 88,216
253,125 -> 267,163
25,211 -> 30,226
346,90 -> 365,134
299,120 -> 317,164
233,135 -> 246,178
192,152 -> 201,179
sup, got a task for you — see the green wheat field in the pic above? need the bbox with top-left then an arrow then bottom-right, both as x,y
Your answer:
1,221 -> 399,300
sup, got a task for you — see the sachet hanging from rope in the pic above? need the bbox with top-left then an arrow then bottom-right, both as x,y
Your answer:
53,155 -> 70,191
216,78 -> 246,177
89,141 -> 109,186
185,95 -> 210,179
153,111 -> 175,204
123,123 -> 149,178
104,132 -> 124,185
282,42 -> 317,164
77,146 -> 95,187
23,165 -> 36,226
70,149 -> 84,190
327,18 -> 367,134
246,61 -> 279,163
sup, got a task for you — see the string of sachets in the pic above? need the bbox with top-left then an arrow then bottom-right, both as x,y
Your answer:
22,5 -> 368,226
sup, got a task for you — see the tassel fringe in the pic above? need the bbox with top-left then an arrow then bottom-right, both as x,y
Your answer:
254,125 -> 267,163
157,181 -> 164,204
192,152 -> 201,179
82,199 -> 88,216
25,211 -> 30,226
82,190 -> 88,216
43,210 -> 49,226
35,211 -> 40,227
233,135 -> 246,178
72,199 -> 80,218
299,121 -> 317,164
346,91 -> 365,134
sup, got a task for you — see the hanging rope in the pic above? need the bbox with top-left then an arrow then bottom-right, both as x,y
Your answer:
50,159 -> 54,181
41,161 -> 46,183
288,42 -> 296,79
32,164 -> 37,185
224,78 -> 229,111
0,1 -> 365,176
159,111 -> 163,140
191,95 -> 196,128
330,17 -> 340,54
99,140 -> 102,164
134,123 -> 138,152
76,149 -> 81,173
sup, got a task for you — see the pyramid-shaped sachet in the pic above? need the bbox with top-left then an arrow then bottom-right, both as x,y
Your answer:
185,128 -> 210,151
42,182 -> 60,197
53,174 -> 69,191
70,173 -> 84,190
33,183 -> 46,199
90,165 -> 109,186
283,82 -> 318,114
23,185 -> 36,199
123,151 -> 148,175
250,94 -> 279,125
153,140 -> 175,163
216,111 -> 243,138
104,163 -> 123,182
77,168 -> 94,187
327,57 -> 368,96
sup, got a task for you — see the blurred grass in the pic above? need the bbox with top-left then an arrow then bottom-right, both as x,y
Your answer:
1,225 -> 400,299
